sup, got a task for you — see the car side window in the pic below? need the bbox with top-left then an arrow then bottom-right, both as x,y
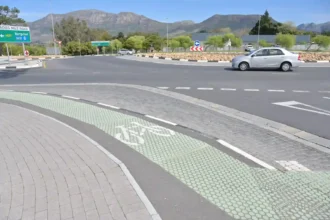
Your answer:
269,49 -> 284,56
255,49 -> 269,57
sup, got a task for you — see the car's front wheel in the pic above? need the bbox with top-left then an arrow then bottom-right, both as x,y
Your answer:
280,62 -> 291,72
239,62 -> 249,71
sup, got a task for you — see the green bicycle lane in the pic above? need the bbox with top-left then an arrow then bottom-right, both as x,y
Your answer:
1,91 -> 330,220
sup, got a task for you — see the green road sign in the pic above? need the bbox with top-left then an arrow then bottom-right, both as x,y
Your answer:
0,25 -> 31,43
91,41 -> 110,47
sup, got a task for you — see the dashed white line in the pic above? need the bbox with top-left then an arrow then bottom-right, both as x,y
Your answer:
292,90 -> 310,93
175,87 -> 190,90
217,140 -> 276,170
244,89 -> 260,92
268,90 -> 285,92
61,95 -> 80,100
276,161 -> 310,171
92,71 -> 100,74
319,91 -> 330,93
323,97 -> 330,100
31,91 -> 47,95
145,115 -> 177,126
97,102 -> 120,109
157,87 -> 169,90
197,88 -> 214,90
221,88 -> 237,91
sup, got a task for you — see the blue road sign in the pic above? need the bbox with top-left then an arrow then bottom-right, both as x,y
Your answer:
194,40 -> 200,46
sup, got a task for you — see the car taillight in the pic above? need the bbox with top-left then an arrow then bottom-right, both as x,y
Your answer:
298,54 -> 301,61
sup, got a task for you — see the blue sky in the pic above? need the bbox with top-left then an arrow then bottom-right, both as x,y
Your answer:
3,0 -> 330,25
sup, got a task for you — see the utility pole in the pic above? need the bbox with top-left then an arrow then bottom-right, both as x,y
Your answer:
257,15 -> 261,49
49,0 -> 57,55
166,18 -> 169,52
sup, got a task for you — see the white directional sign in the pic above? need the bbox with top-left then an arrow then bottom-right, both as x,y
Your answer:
273,101 -> 330,116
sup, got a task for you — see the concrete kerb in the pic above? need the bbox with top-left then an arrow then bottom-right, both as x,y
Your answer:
136,54 -> 330,63
0,60 -> 43,69
1,83 -> 330,155
7,102 -> 162,220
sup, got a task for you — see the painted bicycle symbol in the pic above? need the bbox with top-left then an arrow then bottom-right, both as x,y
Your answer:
115,122 -> 175,146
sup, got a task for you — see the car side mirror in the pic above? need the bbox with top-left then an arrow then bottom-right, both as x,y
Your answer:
251,54 -> 255,57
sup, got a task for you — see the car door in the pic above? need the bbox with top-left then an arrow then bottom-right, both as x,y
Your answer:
267,49 -> 285,68
250,49 -> 269,68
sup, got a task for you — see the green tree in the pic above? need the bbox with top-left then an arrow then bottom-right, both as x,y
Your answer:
90,29 -> 112,41
259,40 -> 271,47
205,36 -> 224,48
124,36 -> 145,51
0,6 -> 25,25
249,10 -> 281,35
143,34 -> 163,51
223,33 -> 242,47
321,31 -> 330,36
277,21 -> 298,35
173,35 -> 193,51
275,33 -> 296,49
54,17 -> 93,45
169,39 -> 180,51
62,41 -> 96,55
111,39 -> 123,52
312,35 -> 330,49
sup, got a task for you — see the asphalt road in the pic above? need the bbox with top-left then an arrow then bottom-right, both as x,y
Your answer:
1,56 -> 329,139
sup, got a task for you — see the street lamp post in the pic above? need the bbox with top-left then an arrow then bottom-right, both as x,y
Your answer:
257,15 -> 261,48
166,18 -> 169,52
49,0 -> 57,55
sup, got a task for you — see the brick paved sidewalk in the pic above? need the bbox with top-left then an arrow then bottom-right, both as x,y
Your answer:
0,103 -> 154,220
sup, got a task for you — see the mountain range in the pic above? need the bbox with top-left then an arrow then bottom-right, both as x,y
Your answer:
27,9 -> 330,43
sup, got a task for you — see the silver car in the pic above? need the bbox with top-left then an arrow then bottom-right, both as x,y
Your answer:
232,47 -> 302,71
117,49 -> 133,55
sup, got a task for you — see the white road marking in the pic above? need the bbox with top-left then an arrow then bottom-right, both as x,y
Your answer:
221,88 -> 236,91
217,140 -> 276,170
157,87 -> 169,90
276,161 -> 310,171
65,72 -> 72,75
97,102 -> 120,109
244,89 -> 260,92
175,87 -> 190,90
61,95 -> 80,100
319,91 -> 330,93
31,91 -> 47,95
323,97 -> 330,100
292,90 -> 310,93
92,71 -> 100,74
273,101 -> 330,116
268,90 -> 285,92
145,115 -> 177,126
197,88 -> 214,90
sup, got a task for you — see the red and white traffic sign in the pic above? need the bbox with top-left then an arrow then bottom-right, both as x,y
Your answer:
24,50 -> 29,56
190,46 -> 203,51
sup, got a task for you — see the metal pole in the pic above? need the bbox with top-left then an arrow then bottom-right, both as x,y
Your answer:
49,0 -> 57,55
257,15 -> 261,48
79,38 -> 82,56
6,44 -> 10,63
22,43 -> 25,58
166,18 -> 169,52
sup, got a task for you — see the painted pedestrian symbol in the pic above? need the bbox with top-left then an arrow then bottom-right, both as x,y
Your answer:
115,122 -> 175,146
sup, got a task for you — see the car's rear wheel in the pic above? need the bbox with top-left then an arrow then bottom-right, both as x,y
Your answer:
281,62 -> 291,72
239,62 -> 249,71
